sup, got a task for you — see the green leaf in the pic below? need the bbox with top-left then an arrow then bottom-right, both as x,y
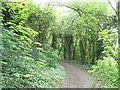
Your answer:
23,74 -> 34,78
13,73 -> 21,77
34,42 -> 42,46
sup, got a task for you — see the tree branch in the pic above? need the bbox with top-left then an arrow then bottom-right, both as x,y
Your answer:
50,2 -> 85,16
50,2 -> 114,18
107,0 -> 117,14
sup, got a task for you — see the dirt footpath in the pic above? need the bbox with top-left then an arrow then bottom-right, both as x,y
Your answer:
58,60 -> 101,88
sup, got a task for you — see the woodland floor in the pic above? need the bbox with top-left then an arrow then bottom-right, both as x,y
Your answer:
58,59 -> 101,88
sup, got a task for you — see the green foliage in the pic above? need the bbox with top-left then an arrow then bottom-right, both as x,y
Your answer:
89,57 -> 118,88
89,26 -> 118,88
24,3 -> 56,47
1,0 -> 118,88
57,2 -> 118,88
37,48 -> 59,68
1,1 -> 64,88
98,29 -> 117,46
98,29 -> 118,59
1,24 -> 43,88
37,64 -> 65,88
54,2 -> 111,65
45,49 -> 59,68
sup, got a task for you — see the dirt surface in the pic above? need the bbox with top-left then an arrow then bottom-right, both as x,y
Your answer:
58,59 -> 101,88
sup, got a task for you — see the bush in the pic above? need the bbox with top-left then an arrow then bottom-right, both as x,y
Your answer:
1,27 -> 62,88
37,64 -> 66,88
1,1 -> 65,88
1,26 -> 45,88
37,48 -> 59,68
89,57 -> 118,88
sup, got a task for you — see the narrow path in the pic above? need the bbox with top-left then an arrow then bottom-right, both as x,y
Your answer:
58,59 -> 100,88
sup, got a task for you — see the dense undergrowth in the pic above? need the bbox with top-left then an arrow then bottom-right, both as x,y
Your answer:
89,57 -> 118,88
1,27 -> 65,88
88,29 -> 118,88
0,1 -> 65,88
39,64 -> 65,88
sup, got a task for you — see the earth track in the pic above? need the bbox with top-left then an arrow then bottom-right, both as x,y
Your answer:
58,60 -> 101,88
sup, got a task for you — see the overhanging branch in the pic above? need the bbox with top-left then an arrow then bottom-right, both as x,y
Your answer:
50,2 -> 114,18
107,0 -> 117,15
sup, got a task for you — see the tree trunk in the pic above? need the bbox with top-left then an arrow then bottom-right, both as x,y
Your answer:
73,35 -> 77,60
51,33 -> 57,49
79,39 -> 86,64
72,39 -> 75,60
63,35 -> 73,60
64,44 -> 66,59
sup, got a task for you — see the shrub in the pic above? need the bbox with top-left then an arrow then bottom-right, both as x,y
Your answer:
89,57 -> 118,88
